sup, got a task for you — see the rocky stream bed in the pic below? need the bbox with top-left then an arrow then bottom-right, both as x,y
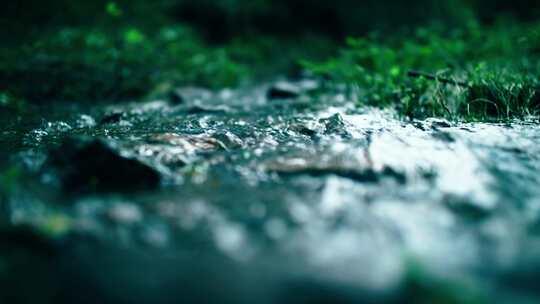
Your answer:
1,81 -> 540,303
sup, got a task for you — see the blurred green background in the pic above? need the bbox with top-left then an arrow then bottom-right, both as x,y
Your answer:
1,0 -> 539,103
3,0 -> 540,40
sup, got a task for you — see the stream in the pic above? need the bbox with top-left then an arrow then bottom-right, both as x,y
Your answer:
1,82 -> 540,303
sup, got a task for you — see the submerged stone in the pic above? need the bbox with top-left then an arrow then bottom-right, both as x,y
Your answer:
46,137 -> 161,193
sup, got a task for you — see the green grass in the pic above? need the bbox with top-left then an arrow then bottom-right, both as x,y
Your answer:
303,19 -> 540,121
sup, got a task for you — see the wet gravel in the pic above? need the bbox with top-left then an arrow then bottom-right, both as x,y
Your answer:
1,82 -> 540,303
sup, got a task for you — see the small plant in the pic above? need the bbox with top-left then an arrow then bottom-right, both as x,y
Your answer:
462,66 -> 540,119
303,19 -> 540,121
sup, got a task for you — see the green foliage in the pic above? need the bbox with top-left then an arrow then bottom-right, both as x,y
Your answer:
123,28 -> 145,44
3,0 -> 540,118
1,21 -> 337,102
1,25 -> 253,101
106,2 -> 123,17
303,20 -> 540,120
464,67 -> 540,119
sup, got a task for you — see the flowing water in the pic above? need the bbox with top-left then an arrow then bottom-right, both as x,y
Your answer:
1,82 -> 540,303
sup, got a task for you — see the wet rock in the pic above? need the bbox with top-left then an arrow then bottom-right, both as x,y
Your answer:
412,122 -> 427,131
413,118 -> 452,131
47,137 -> 161,193
23,129 -> 49,146
106,203 -> 143,225
290,124 -> 318,137
212,131 -> 244,149
297,79 -> 319,91
443,195 -> 490,221
432,131 -> 455,143
499,146 -> 526,155
287,118 -> 322,137
267,82 -> 301,100
426,118 -> 452,129
265,154 -> 406,184
44,121 -> 72,133
99,112 -> 125,125
169,87 -> 213,105
146,133 -> 227,151
320,113 -> 349,137
167,87 -> 229,114
136,100 -> 171,112
75,115 -> 96,129
131,133 -> 228,169
185,103 -> 230,115
132,144 -> 189,169
277,166 -> 396,183
419,167 -> 438,182
138,223 -> 170,248
168,92 -> 184,105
